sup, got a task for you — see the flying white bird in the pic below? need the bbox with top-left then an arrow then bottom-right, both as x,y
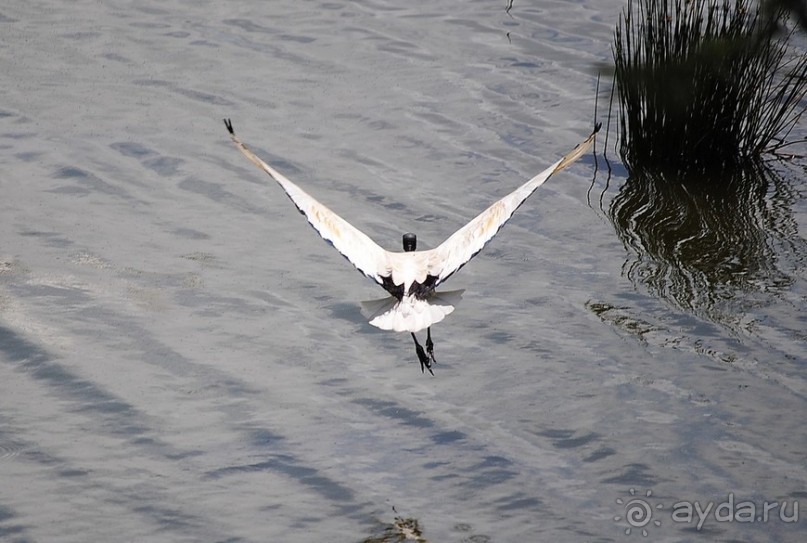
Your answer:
224,119 -> 599,375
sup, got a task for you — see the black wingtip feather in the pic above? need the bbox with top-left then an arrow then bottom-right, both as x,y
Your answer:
223,118 -> 234,135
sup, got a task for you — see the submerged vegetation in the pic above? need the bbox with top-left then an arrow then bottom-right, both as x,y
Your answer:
613,0 -> 807,175
361,512 -> 427,543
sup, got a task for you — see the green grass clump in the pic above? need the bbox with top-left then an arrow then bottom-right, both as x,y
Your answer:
613,0 -> 807,175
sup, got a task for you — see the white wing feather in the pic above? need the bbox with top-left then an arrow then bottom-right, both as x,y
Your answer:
430,125 -> 600,284
224,120 -> 389,285
225,119 -> 599,293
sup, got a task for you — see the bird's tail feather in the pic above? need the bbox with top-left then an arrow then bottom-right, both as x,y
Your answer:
361,290 -> 465,333
360,296 -> 398,322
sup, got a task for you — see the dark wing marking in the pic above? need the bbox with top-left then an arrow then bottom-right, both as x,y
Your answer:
380,275 -> 404,300
408,275 -> 439,300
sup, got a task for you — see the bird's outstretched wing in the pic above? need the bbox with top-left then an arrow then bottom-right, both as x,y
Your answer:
431,124 -> 600,284
224,119 -> 390,285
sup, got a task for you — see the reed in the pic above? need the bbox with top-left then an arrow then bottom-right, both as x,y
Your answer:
613,0 -> 807,175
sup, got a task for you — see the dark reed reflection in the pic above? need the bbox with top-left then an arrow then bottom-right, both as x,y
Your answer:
606,162 -> 803,329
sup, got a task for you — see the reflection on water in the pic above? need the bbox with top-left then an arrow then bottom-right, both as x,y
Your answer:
602,163 -> 805,331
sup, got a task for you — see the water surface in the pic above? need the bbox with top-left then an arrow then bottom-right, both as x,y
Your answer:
0,1 -> 805,542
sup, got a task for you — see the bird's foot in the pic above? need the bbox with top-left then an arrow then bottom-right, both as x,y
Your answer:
415,344 -> 434,376
425,335 -> 436,365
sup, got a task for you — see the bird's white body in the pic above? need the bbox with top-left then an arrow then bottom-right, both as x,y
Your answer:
225,120 -> 598,334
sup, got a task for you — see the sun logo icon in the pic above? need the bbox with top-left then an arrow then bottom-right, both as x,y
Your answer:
614,488 -> 663,536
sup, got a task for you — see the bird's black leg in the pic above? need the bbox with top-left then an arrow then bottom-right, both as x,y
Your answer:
411,333 -> 434,376
425,327 -> 436,364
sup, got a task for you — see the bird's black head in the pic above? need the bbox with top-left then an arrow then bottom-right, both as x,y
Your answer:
402,233 -> 417,252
